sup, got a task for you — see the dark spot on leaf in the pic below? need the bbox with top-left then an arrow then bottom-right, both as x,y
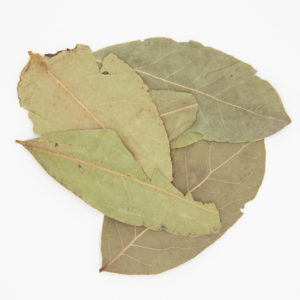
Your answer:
160,224 -> 166,230
102,71 -> 110,75
78,164 -> 84,173
45,48 -> 70,58
54,143 -> 59,147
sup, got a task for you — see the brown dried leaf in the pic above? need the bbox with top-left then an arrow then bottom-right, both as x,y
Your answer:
101,140 -> 265,274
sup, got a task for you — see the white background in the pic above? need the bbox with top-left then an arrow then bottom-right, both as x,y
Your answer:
1,0 -> 299,299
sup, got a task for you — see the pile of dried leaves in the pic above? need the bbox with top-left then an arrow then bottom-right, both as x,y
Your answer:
16,38 -> 290,275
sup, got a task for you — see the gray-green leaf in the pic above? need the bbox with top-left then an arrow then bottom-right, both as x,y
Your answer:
94,38 -> 291,142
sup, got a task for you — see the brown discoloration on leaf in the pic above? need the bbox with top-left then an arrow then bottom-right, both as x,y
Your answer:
45,48 -> 71,58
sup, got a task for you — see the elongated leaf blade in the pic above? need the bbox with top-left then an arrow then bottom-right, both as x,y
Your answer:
17,130 -> 221,237
94,38 -> 291,142
18,45 -> 173,180
100,139 -> 265,274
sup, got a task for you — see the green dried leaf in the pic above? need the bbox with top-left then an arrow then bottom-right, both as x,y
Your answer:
100,139 -> 265,274
16,130 -> 221,237
94,38 -> 291,142
145,90 -> 198,141
18,45 -> 173,180
170,131 -> 203,149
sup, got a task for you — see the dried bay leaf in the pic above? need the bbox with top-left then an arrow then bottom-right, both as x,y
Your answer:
18,45 -> 173,181
170,131 -> 203,149
100,139 -> 265,274
149,90 -> 198,141
16,130 -> 221,237
94,38 -> 291,142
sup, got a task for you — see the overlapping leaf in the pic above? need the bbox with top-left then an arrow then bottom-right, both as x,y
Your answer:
18,45 -> 172,180
94,38 -> 291,142
149,90 -> 198,141
100,139 -> 265,274
17,130 -> 221,236
16,39 -> 289,275
170,131 -> 203,149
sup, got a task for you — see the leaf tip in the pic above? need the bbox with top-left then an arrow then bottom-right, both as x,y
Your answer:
15,139 -> 24,146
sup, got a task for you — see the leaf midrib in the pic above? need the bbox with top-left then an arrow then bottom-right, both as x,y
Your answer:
29,52 -> 105,128
96,59 -> 286,123
30,52 -> 199,131
189,143 -> 252,193
28,52 -> 187,180
99,142 -> 253,272
159,103 -> 198,117
100,227 -> 148,272
15,140 -> 217,213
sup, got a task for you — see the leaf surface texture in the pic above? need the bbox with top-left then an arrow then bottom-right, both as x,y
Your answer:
170,131 -> 203,149
94,38 -> 290,142
100,139 -> 265,274
18,45 -> 172,180
17,130 -> 221,236
149,90 -> 198,141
